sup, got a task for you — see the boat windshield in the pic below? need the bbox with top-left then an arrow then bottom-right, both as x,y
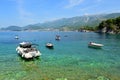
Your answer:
19,42 -> 32,48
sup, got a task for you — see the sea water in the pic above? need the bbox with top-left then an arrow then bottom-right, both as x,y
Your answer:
0,31 -> 120,80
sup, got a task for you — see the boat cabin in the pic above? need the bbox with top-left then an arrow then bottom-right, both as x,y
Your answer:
19,42 -> 32,48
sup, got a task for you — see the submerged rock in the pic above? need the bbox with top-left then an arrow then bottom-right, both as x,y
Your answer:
88,76 -> 110,80
56,78 -> 67,80
97,76 -> 110,80
88,79 -> 96,80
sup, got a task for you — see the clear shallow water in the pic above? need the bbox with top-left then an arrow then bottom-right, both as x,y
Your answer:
0,31 -> 120,80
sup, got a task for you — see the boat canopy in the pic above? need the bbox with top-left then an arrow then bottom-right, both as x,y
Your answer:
19,42 -> 32,48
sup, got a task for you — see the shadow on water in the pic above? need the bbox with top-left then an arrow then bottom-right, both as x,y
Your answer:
45,44 -> 54,50
97,32 -> 120,40
88,46 -> 103,50
18,55 -> 41,62
96,33 -> 111,39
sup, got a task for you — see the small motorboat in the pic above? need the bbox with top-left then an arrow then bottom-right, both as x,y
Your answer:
46,42 -> 54,49
55,35 -> 60,40
16,42 -> 41,59
88,42 -> 104,49
15,35 -> 19,39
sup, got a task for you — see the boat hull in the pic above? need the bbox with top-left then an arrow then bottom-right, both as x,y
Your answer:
46,43 -> 54,49
46,45 -> 54,49
88,45 -> 102,49
16,47 -> 41,59
88,43 -> 103,49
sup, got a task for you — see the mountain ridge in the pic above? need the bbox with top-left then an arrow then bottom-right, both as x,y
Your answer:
1,13 -> 120,31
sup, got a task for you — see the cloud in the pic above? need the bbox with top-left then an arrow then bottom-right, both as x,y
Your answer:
65,0 -> 84,8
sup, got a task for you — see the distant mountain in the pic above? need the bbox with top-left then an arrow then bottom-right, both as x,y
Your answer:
23,13 -> 120,31
1,13 -> 120,31
1,26 -> 22,31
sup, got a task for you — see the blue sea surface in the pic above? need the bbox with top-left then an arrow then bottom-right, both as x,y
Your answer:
0,31 -> 120,80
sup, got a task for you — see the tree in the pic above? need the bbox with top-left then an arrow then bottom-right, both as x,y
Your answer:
97,16 -> 120,33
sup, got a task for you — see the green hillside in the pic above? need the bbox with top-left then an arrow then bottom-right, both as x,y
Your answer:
97,16 -> 120,34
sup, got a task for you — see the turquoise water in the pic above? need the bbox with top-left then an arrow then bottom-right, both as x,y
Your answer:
0,31 -> 120,80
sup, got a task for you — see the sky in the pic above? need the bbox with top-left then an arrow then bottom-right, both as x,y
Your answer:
0,0 -> 120,28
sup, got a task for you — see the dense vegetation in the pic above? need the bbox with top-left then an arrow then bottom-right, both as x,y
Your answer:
78,26 -> 96,32
97,16 -> 120,34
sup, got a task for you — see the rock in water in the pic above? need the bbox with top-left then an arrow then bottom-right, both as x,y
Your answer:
97,76 -> 109,80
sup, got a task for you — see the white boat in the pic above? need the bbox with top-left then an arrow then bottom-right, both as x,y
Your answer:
15,35 -> 19,39
88,42 -> 104,48
55,35 -> 60,40
46,42 -> 54,49
16,42 -> 41,59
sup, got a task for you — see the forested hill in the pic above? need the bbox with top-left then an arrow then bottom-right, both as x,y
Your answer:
97,16 -> 120,34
